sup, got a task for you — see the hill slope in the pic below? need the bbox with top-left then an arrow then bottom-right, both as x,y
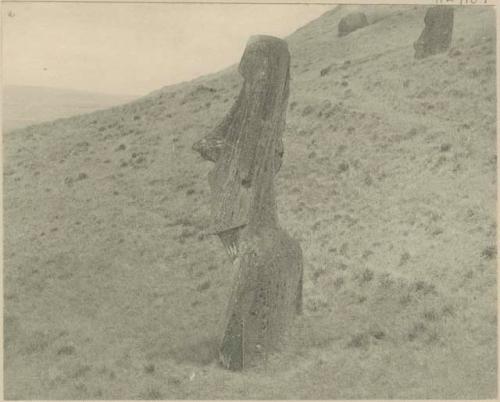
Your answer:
3,5 -> 496,399
2,85 -> 137,132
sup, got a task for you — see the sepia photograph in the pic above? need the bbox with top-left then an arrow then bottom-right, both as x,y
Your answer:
2,1 -> 497,399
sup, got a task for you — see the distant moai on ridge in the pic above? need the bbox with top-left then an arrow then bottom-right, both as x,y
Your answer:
192,35 -> 304,371
414,6 -> 454,59
338,12 -> 369,37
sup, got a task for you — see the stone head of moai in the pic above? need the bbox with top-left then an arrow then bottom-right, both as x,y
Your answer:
192,35 -> 290,248
338,12 -> 369,38
414,6 -> 454,59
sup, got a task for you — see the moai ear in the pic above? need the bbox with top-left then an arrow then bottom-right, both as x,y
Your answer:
274,137 -> 284,174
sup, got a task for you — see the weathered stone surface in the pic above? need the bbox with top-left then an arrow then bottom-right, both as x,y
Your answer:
414,6 -> 454,59
193,35 -> 303,371
338,12 -> 369,37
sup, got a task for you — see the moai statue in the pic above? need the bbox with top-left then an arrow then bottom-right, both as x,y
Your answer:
338,12 -> 369,38
192,35 -> 303,371
414,6 -> 454,59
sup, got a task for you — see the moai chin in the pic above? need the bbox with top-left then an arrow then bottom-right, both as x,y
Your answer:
192,35 -> 304,371
414,6 -> 454,59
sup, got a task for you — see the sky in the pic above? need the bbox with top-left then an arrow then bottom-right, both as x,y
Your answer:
2,3 -> 334,96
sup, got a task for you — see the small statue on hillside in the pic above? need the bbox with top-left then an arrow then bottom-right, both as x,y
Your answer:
338,12 -> 369,37
414,6 -> 454,59
192,35 -> 303,371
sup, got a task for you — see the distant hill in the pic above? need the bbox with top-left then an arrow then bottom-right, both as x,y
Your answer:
2,85 -> 138,132
3,5 -> 496,400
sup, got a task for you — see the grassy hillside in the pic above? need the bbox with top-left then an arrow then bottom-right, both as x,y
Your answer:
2,85 -> 137,132
3,5 -> 496,399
